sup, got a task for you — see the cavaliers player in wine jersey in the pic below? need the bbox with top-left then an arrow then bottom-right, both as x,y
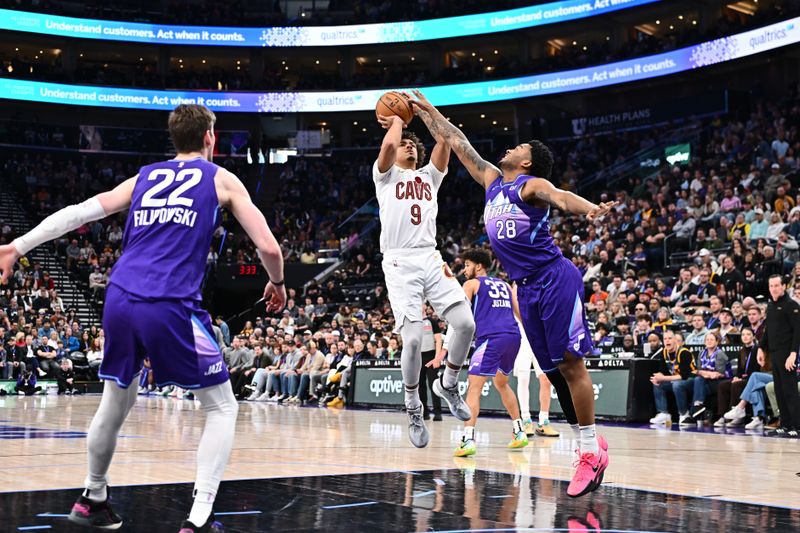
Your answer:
374,112 -> 475,449
0,105 -> 286,531
408,90 -> 614,498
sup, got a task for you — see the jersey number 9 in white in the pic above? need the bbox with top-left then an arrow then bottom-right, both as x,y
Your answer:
495,219 -> 516,239
141,168 -> 202,208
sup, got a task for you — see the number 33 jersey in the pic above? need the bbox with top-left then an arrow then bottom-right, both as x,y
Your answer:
484,174 -> 562,281
111,157 -> 220,301
372,161 -> 446,253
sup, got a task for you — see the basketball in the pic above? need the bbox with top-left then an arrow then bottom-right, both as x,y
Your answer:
375,91 -> 414,125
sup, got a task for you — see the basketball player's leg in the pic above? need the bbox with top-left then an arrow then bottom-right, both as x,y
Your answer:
84,380 -> 140,498
429,301 -> 474,421
399,317 -> 429,448
383,254 -> 429,440
542,264 -> 608,497
190,381 -> 238,527
440,301 -> 475,387
493,335 -> 527,448
141,301 -> 235,528
70,285 -> 143,528
454,374 -> 485,456
535,372 -> 559,437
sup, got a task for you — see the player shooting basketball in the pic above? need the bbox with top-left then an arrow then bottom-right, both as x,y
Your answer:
373,93 -> 475,448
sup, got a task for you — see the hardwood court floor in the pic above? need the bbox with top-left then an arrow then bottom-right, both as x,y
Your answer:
0,393 -> 797,515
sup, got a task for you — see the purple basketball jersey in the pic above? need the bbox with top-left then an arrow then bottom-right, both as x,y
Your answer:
110,157 -> 220,301
484,175 -> 562,281
472,276 -> 518,339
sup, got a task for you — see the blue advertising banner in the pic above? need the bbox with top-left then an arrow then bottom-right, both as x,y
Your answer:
0,18 -> 796,112
0,1 -> 659,47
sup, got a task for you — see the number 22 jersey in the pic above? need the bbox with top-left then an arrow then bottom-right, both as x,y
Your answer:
372,161 -> 446,253
110,157 -> 220,301
484,174 -> 562,281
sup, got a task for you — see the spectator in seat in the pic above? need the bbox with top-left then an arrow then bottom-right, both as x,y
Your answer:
716,308 -> 740,345
749,209 -> 769,240
86,337 -> 104,377
308,342 -> 337,402
214,316 -> 231,346
233,344 -> 268,400
321,342 -> 354,408
259,345 -> 289,401
20,334 -> 38,376
717,327 -> 765,427
224,336 -> 253,388
650,331 -> 696,425
275,342 -> 304,402
36,334 -> 59,377
688,331 -> 732,423
766,213 -> 786,241
78,330 -> 93,353
88,266 -> 106,300
239,321 -> 254,337
632,314 -> 653,347
65,239 -> 80,270
293,307 -> 312,335
4,333 -> 25,379
57,357 -> 76,395
652,307 -> 673,334
294,341 -> 326,403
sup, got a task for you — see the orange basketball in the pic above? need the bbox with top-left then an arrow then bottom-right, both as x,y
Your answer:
375,91 -> 414,125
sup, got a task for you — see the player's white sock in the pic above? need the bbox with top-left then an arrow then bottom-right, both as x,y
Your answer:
189,490 -> 214,526
579,424 -> 599,455
539,411 -> 549,425
512,418 -> 523,434
404,385 -> 421,409
570,424 -> 580,442
83,485 -> 107,502
464,426 -> 475,441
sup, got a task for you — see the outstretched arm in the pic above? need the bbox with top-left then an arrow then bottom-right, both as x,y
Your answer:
406,90 -> 500,188
0,176 -> 137,283
520,176 -> 617,221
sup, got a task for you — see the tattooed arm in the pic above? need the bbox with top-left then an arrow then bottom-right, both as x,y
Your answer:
406,90 -> 500,189
520,176 -> 617,221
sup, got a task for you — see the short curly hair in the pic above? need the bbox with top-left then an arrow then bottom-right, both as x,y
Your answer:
461,248 -> 492,270
402,130 -> 426,168
527,139 -> 554,180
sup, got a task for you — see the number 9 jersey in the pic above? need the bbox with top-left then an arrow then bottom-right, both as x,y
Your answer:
372,160 -> 445,253
484,175 -> 562,281
111,157 -> 220,301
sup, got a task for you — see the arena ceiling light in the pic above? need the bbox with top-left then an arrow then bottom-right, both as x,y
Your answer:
0,1 -> 662,47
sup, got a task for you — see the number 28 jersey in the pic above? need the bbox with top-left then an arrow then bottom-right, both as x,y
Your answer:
110,157 -> 220,301
373,161 -> 446,253
484,174 -> 562,281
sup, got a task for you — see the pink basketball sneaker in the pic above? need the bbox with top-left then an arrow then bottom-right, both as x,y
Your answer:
567,435 -> 609,497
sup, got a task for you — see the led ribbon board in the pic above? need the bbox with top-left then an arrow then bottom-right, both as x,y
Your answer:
0,18 -> 796,112
0,1 -> 659,47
